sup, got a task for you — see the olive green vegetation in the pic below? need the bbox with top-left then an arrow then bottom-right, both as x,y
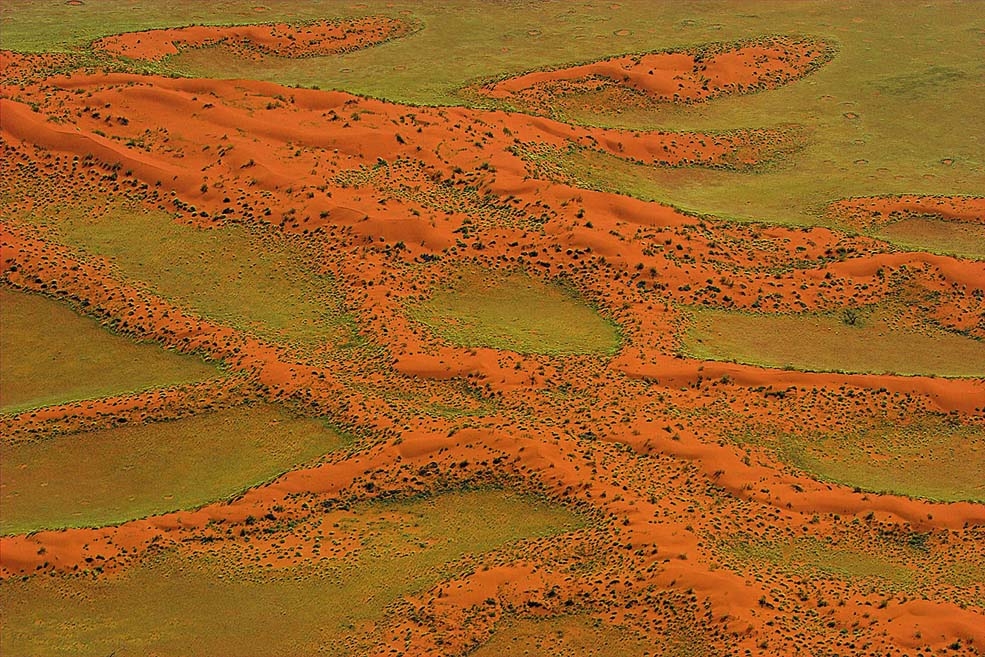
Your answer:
471,615 -> 660,657
36,206 -> 354,351
732,415 -> 985,503
522,146 -> 985,259
3,1 -> 982,238
0,489 -> 581,657
789,422 -> 985,503
410,269 -> 620,356
721,533 -> 984,606
1,404 -> 347,535
683,307 -> 985,378
872,217 -> 985,261
0,287 -> 217,413
723,536 -> 914,587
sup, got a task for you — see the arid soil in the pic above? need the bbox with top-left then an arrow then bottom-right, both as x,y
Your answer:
1,19 -> 983,656
474,35 -> 834,107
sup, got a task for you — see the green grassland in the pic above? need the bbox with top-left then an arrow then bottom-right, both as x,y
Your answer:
410,268 -> 620,356
3,1 -> 982,239
1,404 -> 347,535
723,531 -> 983,598
471,614 -> 659,657
0,489 -> 581,656
683,307 -> 985,378
789,421 -> 985,503
720,532 -> 984,611
731,414 -> 985,503
36,206 -> 353,352
723,535 -> 914,587
0,287 -> 217,413
872,217 -> 985,260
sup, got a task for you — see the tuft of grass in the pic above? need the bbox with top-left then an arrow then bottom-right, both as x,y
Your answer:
410,268 -> 621,356
683,306 -> 985,378
0,489 -> 581,657
0,286 -> 217,413
0,404 -> 347,535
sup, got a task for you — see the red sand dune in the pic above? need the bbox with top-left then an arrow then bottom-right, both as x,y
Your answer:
476,35 -> 834,106
1,37 -> 983,656
93,16 -> 415,61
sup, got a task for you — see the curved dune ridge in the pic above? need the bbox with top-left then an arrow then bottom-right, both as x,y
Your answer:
92,15 -> 415,61
474,35 -> 835,107
1,19 -> 984,657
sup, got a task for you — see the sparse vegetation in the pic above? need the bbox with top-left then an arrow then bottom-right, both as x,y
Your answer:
410,268 -> 621,356
1,286 -> 217,413
1,404 -> 347,534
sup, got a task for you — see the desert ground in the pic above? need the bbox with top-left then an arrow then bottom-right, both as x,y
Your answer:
1,1 -> 983,655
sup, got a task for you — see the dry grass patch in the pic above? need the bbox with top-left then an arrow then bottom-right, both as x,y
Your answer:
683,307 -> 985,377
410,268 -> 620,356
1,286 -> 217,413
1,404 -> 346,535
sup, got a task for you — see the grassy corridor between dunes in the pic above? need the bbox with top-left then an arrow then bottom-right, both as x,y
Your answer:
410,269 -> 620,356
872,218 -> 985,261
41,206 -> 353,350
0,287 -> 217,413
0,404 -> 346,535
723,536 -> 914,587
729,413 -> 985,503
0,490 -> 582,657
683,307 -> 985,377
471,614 -> 659,657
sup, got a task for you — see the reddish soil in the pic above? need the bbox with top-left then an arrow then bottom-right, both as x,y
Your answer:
93,16 -> 415,61
474,36 -> 835,107
1,33 -> 983,657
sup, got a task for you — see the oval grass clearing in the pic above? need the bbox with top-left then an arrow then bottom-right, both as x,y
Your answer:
873,217 -> 985,261
1,287 -> 217,413
683,307 -> 985,378
729,413 -> 985,503
410,269 -> 621,356
0,404 -> 346,535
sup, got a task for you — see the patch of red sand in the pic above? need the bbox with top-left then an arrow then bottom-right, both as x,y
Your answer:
476,35 -> 834,106
93,15 -> 414,61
